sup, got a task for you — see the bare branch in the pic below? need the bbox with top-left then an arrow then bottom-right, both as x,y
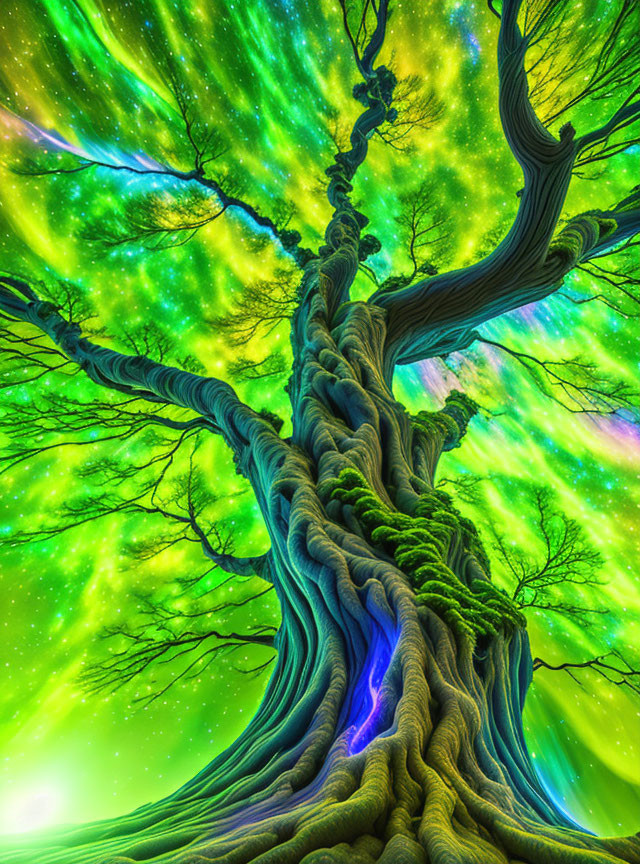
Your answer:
79,575 -> 277,705
533,650 -> 640,697
0,418 -> 271,586
10,74 -> 313,266
522,0 -> 640,139
375,74 -> 444,153
491,487 -> 607,623
560,251 -> 640,319
479,337 -> 637,417
81,186 -> 228,252
163,65 -> 229,175
228,353 -> 288,383
0,392 -> 209,477
208,269 -> 298,347
325,108 -> 351,155
393,181 -> 450,281
436,475 -> 484,506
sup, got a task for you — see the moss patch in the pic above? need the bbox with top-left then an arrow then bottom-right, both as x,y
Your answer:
325,468 -> 525,640
411,390 -> 478,452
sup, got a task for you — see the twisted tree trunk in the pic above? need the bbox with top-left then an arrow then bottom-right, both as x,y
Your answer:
3,271 -> 639,864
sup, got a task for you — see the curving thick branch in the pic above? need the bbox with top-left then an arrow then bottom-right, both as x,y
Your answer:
0,274 -> 280,465
370,0 -> 576,367
369,0 -> 640,373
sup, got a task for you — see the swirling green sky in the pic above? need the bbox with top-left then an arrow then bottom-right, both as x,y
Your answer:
0,0 -> 638,843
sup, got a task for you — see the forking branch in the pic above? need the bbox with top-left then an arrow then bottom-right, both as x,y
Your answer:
479,337 -> 638,417
491,487 -> 607,624
9,68 -> 313,266
79,573 -> 277,705
533,651 -> 640,697
369,0 -> 640,371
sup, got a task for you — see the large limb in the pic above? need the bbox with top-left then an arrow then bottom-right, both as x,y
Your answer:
519,185 -> 640,296
472,183 -> 640,341
0,313 -> 276,587
0,275 -> 281,467
369,0 -> 610,370
580,187 -> 640,260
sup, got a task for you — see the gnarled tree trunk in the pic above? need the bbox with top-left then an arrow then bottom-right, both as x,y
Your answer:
3,274 -> 639,864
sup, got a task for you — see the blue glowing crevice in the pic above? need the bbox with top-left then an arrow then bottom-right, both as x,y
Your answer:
347,629 -> 399,755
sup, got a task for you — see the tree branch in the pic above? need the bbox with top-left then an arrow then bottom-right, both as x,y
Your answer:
479,337 -> 637,417
10,71 -> 313,267
208,269 -> 298,347
315,0 -> 394,315
80,578 -> 277,706
565,253 -> 640,319
0,392 -> 211,476
369,0 -> 580,370
522,0 -> 639,146
374,73 -> 444,153
575,97 -> 640,168
1,421 -> 272,587
533,651 -> 640,697
0,274 -> 279,464
411,391 -> 478,483
491,487 -> 607,624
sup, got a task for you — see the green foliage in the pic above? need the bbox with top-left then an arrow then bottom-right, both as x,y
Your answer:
326,468 -> 525,641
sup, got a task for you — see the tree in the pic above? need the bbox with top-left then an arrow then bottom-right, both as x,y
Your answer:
0,0 -> 639,862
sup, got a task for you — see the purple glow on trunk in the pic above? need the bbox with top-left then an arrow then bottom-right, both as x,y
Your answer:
348,629 -> 399,755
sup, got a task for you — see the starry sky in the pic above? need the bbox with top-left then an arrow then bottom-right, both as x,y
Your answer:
0,0 -> 638,843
